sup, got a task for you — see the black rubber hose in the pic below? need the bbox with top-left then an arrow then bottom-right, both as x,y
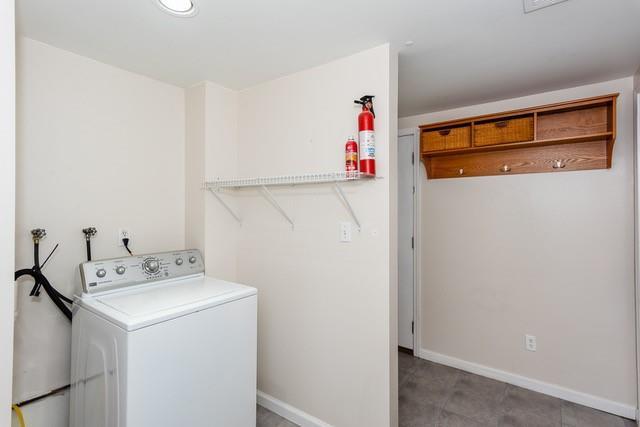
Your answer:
86,239 -> 92,261
24,241 -> 72,305
51,283 -> 73,305
29,242 -> 42,296
15,268 -> 72,320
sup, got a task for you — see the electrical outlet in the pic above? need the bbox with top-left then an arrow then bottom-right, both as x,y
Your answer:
340,222 -> 352,243
118,228 -> 130,246
525,334 -> 537,352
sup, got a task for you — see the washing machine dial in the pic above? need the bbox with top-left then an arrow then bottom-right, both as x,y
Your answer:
96,268 -> 107,278
143,258 -> 160,274
115,265 -> 126,275
175,258 -> 183,266
188,256 -> 197,264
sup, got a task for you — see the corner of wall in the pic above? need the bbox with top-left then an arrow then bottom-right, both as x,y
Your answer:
185,83 -> 207,254
199,81 -> 240,282
388,43 -> 400,427
1,0 -> 15,425
633,67 -> 640,418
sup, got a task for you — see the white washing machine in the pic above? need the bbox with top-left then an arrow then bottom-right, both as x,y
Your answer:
70,249 -> 257,427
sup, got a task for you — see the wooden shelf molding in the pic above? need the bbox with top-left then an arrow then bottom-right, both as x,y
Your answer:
419,94 -> 618,179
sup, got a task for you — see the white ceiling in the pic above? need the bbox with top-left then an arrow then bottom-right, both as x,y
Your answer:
17,0 -> 640,117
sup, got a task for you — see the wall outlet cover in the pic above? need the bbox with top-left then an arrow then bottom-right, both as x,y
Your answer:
118,228 -> 130,246
525,334 -> 537,352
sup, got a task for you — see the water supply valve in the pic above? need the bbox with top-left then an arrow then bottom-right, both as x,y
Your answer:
31,228 -> 47,243
82,227 -> 97,241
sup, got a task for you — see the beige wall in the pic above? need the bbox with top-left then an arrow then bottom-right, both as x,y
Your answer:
14,38 -> 186,426
1,1 -> 16,425
400,77 -> 637,410
203,82 -> 239,281
185,84 -> 206,258
185,81 -> 240,282
211,43 -> 397,426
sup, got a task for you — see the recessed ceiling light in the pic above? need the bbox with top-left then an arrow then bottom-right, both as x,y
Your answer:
155,0 -> 198,17
405,41 -> 415,47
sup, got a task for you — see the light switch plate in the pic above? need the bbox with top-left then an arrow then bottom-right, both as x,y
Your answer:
523,0 -> 568,13
525,334 -> 537,352
340,222 -> 352,243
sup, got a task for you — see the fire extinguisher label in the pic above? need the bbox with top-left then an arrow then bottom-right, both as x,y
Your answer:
359,131 -> 375,160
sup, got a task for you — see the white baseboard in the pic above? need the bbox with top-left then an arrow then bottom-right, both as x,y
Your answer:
417,348 -> 637,420
257,390 -> 333,427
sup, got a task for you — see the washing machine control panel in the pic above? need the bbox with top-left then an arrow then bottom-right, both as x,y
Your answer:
79,249 -> 204,294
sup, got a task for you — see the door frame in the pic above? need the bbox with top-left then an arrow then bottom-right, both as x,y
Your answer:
635,86 -> 640,424
1,0 -> 15,425
398,127 -> 421,355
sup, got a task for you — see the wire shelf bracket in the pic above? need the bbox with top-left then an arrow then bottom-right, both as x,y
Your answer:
333,183 -> 361,231
207,188 -> 242,225
204,172 -> 378,231
260,186 -> 295,229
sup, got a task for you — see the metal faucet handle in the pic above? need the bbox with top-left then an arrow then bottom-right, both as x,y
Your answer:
82,227 -> 97,240
31,228 -> 47,242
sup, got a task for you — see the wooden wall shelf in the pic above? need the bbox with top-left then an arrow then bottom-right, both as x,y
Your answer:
419,94 -> 618,179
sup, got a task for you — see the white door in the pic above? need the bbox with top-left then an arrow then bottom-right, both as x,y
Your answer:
398,134 -> 415,350
0,2 -> 15,425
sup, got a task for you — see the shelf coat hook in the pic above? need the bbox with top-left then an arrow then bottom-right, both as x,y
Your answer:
552,159 -> 566,169
260,186 -> 294,230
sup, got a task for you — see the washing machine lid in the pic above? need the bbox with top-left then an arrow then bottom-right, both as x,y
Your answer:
76,275 -> 256,331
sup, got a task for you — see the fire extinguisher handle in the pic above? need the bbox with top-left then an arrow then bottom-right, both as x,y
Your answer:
354,95 -> 376,118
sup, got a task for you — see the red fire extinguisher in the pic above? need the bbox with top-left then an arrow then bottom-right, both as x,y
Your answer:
354,95 -> 376,177
345,136 -> 358,174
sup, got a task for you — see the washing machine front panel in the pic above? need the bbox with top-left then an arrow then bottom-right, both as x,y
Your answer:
126,294 -> 257,427
71,308 -> 126,427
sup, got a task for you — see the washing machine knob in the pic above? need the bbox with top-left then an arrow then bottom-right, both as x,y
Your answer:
143,259 -> 160,274
188,256 -> 197,264
175,258 -> 184,266
115,265 -> 126,275
96,268 -> 107,278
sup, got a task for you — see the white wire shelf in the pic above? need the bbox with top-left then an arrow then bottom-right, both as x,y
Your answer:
204,171 -> 377,230
204,171 -> 370,190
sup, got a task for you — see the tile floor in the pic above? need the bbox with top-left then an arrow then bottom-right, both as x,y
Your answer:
399,351 -> 636,427
257,353 -> 637,427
